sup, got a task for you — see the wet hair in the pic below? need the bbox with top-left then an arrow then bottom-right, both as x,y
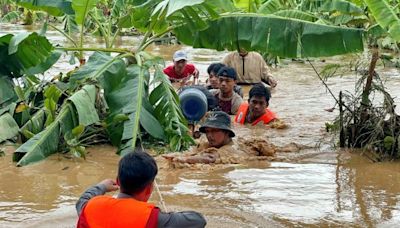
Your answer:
207,63 -> 225,75
118,149 -> 158,195
217,66 -> 237,80
249,83 -> 271,103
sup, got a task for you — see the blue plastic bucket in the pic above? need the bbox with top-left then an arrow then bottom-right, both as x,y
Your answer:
179,88 -> 208,122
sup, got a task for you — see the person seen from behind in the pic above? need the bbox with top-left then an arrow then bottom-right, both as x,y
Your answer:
223,49 -> 277,87
76,150 -> 206,228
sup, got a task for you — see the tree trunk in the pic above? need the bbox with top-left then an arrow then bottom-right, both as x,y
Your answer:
361,48 -> 379,106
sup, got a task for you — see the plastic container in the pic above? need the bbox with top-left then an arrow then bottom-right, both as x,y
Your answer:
179,87 -> 208,122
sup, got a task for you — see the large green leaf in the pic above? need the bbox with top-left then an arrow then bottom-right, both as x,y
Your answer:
318,0 -> 363,14
273,10 -> 318,22
0,32 -> 54,78
166,0 -> 205,17
149,66 -> 194,151
24,50 -> 62,75
174,14 -> 364,58
19,109 -> 46,140
106,64 -> 164,155
364,0 -> 400,41
258,0 -> 291,14
13,86 -> 91,166
14,105 -> 69,166
68,85 -> 100,126
72,0 -> 99,25
69,51 -> 126,89
16,0 -> 74,16
234,0 -> 262,12
0,76 -> 17,106
0,11 -> 20,23
0,113 -> 19,143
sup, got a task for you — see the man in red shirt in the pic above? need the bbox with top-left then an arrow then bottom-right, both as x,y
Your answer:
163,50 -> 199,83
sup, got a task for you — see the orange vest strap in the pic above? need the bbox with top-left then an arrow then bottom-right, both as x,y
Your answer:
234,102 -> 249,124
252,109 -> 277,125
78,195 -> 155,228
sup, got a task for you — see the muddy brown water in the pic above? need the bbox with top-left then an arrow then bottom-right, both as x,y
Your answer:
1,23 -> 400,227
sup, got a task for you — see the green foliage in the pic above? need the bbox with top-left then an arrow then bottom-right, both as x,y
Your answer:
0,76 -> 17,106
16,0 -> 74,16
14,84 -> 100,166
174,14 -> 364,58
0,113 -> 19,143
318,0 -> 363,14
43,85 -> 62,126
0,32 -> 54,78
364,0 -> 400,41
68,85 -> 100,126
1,11 -> 20,22
72,0 -> 99,25
149,65 -> 195,151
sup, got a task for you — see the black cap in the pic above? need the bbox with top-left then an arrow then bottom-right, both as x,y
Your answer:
217,67 -> 237,80
199,111 -> 235,137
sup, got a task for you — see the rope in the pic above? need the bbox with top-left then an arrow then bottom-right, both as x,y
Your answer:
140,142 -> 169,212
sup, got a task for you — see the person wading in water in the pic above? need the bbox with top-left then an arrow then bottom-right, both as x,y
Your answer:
76,150 -> 206,228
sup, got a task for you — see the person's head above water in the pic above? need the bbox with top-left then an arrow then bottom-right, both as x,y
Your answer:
217,67 -> 237,96
199,111 -> 235,148
173,50 -> 188,73
207,63 -> 225,89
248,83 -> 271,119
117,150 -> 158,202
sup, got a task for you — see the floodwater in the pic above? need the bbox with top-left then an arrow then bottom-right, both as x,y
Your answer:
1,23 -> 400,227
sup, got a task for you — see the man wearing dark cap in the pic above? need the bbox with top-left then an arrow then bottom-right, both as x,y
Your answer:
209,67 -> 243,115
163,50 -> 199,84
163,111 -> 242,164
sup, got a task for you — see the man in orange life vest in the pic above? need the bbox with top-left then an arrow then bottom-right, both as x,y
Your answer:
235,83 -> 277,125
76,150 -> 206,228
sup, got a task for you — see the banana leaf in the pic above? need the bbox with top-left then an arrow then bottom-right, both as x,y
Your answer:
14,84 -> 99,166
24,50 -> 62,75
15,0 -> 74,16
364,0 -> 400,41
14,104 -> 74,166
105,64 -> 165,155
149,67 -> 194,151
273,10 -> 318,22
68,85 -> 100,126
0,11 -> 20,23
0,113 -> 19,143
234,0 -> 262,12
72,0 -> 99,25
0,32 -> 54,78
258,0 -> 291,14
19,109 -> 46,141
174,14 -> 364,58
69,51 -> 126,89
318,0 -> 363,14
166,0 -> 204,17
0,76 -> 17,106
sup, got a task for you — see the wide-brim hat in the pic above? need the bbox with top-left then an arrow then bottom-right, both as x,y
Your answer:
199,111 -> 235,137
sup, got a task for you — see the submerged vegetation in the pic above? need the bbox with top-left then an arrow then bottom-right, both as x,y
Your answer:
0,0 -> 399,166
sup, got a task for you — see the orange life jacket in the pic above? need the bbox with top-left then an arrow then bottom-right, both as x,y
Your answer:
77,195 -> 156,228
234,102 -> 277,125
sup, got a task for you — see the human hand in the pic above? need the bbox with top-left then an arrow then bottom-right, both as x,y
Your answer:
267,76 -> 277,88
193,69 -> 199,79
99,179 -> 119,192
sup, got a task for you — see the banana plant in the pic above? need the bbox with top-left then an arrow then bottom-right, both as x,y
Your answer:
7,0 -> 400,166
